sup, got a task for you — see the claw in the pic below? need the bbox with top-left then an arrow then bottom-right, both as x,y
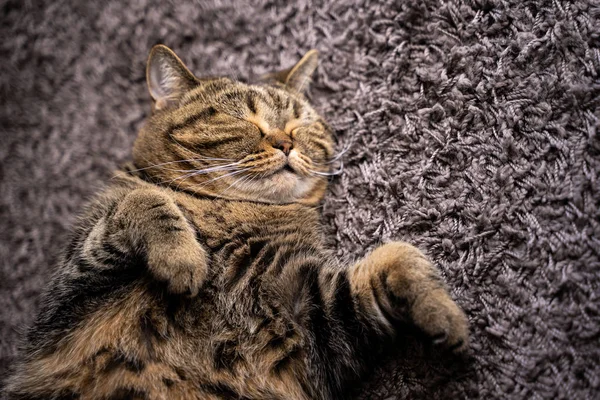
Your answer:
432,332 -> 448,345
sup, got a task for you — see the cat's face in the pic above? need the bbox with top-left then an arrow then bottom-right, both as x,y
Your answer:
133,45 -> 334,205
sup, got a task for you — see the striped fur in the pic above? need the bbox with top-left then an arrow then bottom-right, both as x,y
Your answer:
5,46 -> 468,399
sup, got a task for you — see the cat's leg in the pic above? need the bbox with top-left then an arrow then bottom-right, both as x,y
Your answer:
104,188 -> 207,296
348,242 -> 469,351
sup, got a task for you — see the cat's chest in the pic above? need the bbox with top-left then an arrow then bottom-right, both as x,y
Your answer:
173,195 -> 323,255
170,195 -> 325,323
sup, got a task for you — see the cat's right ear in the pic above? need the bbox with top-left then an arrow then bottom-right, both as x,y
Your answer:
261,50 -> 319,93
146,45 -> 199,111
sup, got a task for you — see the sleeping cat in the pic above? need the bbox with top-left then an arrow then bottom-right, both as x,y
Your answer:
5,45 -> 469,400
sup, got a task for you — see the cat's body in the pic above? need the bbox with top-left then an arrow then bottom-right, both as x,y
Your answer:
11,173 -> 349,399
5,46 -> 468,400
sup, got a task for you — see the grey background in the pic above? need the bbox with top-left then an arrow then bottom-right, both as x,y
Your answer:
1,0 -> 599,398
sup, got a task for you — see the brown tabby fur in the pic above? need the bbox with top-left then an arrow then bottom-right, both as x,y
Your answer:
5,45 -> 469,400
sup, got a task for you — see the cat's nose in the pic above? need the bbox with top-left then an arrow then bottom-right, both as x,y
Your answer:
273,139 -> 293,156
267,132 -> 293,156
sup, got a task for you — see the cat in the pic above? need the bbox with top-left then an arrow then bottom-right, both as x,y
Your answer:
4,45 -> 469,400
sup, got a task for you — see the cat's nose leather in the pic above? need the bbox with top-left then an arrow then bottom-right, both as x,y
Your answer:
274,139 -> 293,155
267,132 -> 293,156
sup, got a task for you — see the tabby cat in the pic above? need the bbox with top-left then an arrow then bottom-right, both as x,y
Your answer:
5,45 -> 469,400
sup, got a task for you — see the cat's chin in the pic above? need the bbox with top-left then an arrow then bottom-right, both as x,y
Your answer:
232,170 -> 315,204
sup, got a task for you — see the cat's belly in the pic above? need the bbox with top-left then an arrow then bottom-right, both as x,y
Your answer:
10,259 -> 320,400
10,195 -> 330,399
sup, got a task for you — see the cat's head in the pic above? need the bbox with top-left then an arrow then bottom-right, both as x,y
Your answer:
133,45 -> 336,205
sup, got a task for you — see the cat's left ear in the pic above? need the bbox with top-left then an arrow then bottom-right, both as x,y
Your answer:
146,45 -> 199,110
263,50 -> 319,93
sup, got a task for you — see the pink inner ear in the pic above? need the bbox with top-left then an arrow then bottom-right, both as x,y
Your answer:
148,57 -> 170,102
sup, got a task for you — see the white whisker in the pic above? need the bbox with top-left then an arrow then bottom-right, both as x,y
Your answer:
215,171 -> 256,199
127,156 -> 236,174
313,141 -> 352,165
188,168 -> 251,191
175,166 -> 241,188
157,162 -> 243,189
309,161 -> 344,176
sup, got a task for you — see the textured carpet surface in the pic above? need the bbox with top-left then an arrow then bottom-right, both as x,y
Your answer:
1,0 -> 599,398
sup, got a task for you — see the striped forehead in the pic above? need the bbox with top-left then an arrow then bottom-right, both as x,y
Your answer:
183,83 -> 309,127
245,87 -> 309,131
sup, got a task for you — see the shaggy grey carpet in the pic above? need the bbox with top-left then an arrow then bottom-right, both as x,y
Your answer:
1,0 -> 599,398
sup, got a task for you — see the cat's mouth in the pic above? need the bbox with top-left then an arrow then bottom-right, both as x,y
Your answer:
240,150 -> 312,181
282,164 -> 295,173
270,161 -> 296,176
231,154 -> 315,203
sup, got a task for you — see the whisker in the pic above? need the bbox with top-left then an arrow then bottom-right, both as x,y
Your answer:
216,171 -> 256,199
309,161 -> 344,176
158,163 -> 243,188
127,157 -> 236,174
163,163 -> 241,174
188,168 -> 251,190
186,162 -> 242,175
313,141 -> 352,165
173,167 -> 227,191
159,162 -> 241,182
177,166 -> 241,188
239,155 -> 279,168
309,170 -> 343,176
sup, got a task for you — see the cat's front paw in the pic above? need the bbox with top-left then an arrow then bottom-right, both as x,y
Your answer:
369,242 -> 469,352
411,289 -> 469,352
147,239 -> 207,297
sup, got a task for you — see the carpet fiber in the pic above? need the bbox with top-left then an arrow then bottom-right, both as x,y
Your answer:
1,0 -> 599,398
